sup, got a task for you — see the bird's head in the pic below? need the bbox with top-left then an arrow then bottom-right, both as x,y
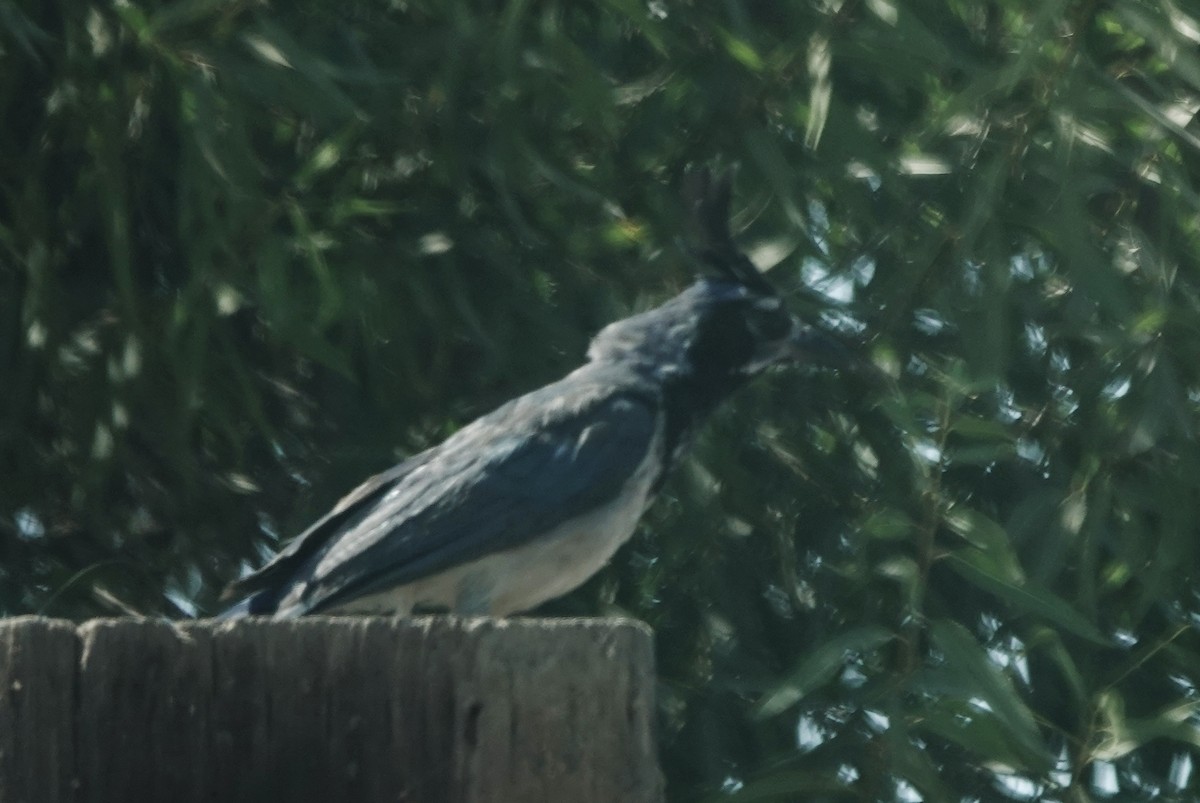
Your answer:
587,167 -> 846,392
587,277 -> 826,382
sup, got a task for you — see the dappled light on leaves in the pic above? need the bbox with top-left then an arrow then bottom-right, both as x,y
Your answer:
3,0 -> 1200,800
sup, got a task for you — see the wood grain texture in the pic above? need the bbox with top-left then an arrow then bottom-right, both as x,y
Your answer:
0,618 -> 78,803
0,617 -> 662,803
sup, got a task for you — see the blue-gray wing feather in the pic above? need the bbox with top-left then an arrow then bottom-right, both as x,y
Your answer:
282,379 -> 659,612
222,451 -> 437,605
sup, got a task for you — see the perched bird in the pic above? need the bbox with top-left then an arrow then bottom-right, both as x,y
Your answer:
222,169 -> 843,618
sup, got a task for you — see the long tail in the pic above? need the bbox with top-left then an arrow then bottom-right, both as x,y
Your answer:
216,597 -> 253,619
215,589 -> 284,619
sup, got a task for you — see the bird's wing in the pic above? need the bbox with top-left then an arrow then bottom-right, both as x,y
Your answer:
269,380 -> 659,614
222,449 -> 439,602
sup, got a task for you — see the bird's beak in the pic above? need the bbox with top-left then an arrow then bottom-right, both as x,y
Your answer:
746,319 -> 852,374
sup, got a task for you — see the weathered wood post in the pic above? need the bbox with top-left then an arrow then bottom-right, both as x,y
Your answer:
0,616 -> 662,803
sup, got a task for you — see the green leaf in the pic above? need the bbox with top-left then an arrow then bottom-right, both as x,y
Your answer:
243,33 -> 292,68
949,414 -> 1015,441
888,728 -> 957,801
876,556 -> 921,610
805,34 -> 831,150
917,697 -> 1048,772
942,507 -> 1024,582
755,626 -> 894,718
1093,692 -> 1200,760
331,199 -> 401,224
860,508 -> 914,541
925,620 -> 1053,772
721,34 -> 765,72
946,550 -> 1109,644
1025,626 -> 1089,708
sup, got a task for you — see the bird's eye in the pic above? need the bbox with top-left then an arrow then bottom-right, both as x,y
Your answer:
745,304 -> 793,341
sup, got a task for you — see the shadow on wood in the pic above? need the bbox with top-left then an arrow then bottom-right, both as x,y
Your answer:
0,616 -> 662,803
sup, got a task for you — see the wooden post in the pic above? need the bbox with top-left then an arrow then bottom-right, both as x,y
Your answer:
0,616 -> 662,803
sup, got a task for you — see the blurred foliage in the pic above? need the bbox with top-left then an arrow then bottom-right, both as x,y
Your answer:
4,0 -> 1200,799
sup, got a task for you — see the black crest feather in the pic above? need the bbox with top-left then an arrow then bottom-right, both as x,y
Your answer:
682,166 -> 776,297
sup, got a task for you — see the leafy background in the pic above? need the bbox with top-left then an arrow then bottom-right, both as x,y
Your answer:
4,0 -> 1200,800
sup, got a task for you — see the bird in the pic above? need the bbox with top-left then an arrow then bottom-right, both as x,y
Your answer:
221,168 -> 845,618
